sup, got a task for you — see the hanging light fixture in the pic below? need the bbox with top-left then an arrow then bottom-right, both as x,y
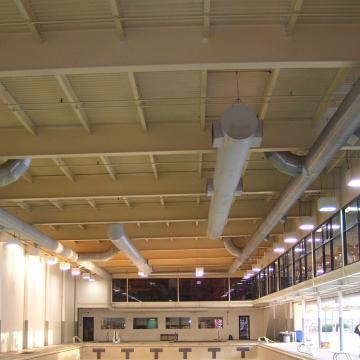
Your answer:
317,197 -> 338,212
283,232 -> 298,244
195,267 -> 204,277
46,256 -> 58,265
5,236 -> 21,248
346,167 -> 360,188
251,265 -> 261,272
298,216 -> 316,231
273,242 -> 285,253
82,272 -> 91,280
59,262 -> 70,271
71,267 -> 81,276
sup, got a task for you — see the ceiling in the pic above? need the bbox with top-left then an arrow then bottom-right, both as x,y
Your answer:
0,0 -> 359,276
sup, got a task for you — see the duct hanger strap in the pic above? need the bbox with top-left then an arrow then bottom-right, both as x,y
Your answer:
266,152 -> 308,177
0,158 -> 31,187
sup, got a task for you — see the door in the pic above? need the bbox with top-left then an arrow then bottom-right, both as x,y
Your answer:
83,317 -> 94,341
239,316 -> 250,340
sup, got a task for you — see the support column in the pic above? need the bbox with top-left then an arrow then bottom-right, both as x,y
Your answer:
22,252 -> 28,350
301,298 -> 306,342
317,296 -> 321,347
338,291 -> 343,351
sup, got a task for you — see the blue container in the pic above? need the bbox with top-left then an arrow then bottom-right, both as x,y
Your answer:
295,330 -> 303,343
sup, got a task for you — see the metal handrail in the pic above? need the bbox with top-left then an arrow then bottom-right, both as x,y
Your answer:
333,352 -> 353,360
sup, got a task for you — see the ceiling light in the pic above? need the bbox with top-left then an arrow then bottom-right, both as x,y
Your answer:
46,256 -> 58,265
71,267 -> 81,276
138,271 -> 148,278
298,216 -> 316,231
273,242 -> 285,253
88,275 -> 96,282
5,236 -> 21,248
82,272 -> 91,280
246,272 -> 254,277
345,206 -> 359,213
59,262 -> 70,271
252,265 -> 261,272
346,168 -> 360,188
283,232 -> 298,244
318,197 -> 338,212
195,267 -> 204,277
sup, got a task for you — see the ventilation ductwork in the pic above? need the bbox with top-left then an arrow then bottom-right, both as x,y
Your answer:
265,152 -> 307,177
207,105 -> 262,239
0,207 -> 110,279
223,238 -> 242,257
107,223 -> 152,275
0,159 -> 31,187
77,247 -> 118,262
228,78 -> 360,273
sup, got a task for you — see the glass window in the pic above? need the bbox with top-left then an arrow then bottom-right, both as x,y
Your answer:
305,301 -> 318,343
344,200 -> 359,230
230,278 -> 256,300
128,278 -> 177,302
101,318 -> 125,329
112,279 -> 127,302
331,214 -> 341,238
133,318 -> 158,329
306,253 -> 313,280
315,247 -> 324,276
198,317 -> 223,329
332,235 -> 343,270
320,297 -> 340,352
343,292 -> 360,354
166,317 -> 191,329
179,278 -> 228,301
324,242 -> 332,273
344,226 -> 360,265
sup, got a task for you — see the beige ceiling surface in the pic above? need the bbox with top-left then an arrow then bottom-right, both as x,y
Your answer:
0,0 -> 359,275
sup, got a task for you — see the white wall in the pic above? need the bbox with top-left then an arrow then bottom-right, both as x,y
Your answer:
263,302 -> 294,340
77,306 -> 265,342
0,236 -> 76,352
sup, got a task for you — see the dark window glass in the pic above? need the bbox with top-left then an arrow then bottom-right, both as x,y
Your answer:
324,242 -> 332,273
198,317 -> 223,329
294,260 -> 301,284
128,279 -> 177,302
179,278 -> 228,301
344,200 -> 359,230
306,253 -> 313,280
315,247 -> 324,276
345,226 -> 360,265
101,318 -> 125,329
332,235 -> 343,269
230,278 -> 256,300
166,317 -> 191,329
133,318 -> 158,329
112,279 -> 127,302
331,213 -> 341,238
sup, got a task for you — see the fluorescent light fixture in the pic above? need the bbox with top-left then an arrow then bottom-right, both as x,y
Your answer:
268,267 -> 274,272
246,272 -> 254,277
88,275 -> 96,282
331,224 -> 340,230
138,271 -> 148,278
298,216 -> 316,231
294,247 -> 304,253
195,267 -> 204,277
318,197 -> 338,212
283,232 -> 298,244
346,168 -> 360,188
273,242 -> 285,253
59,262 -> 70,271
46,256 -> 58,265
316,269 -> 324,275
71,267 -> 81,276
251,265 -> 261,272
345,206 -> 359,213
82,272 -> 91,280
5,236 -> 21,248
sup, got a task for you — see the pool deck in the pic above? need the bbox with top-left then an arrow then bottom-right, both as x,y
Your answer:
0,341 -> 355,360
